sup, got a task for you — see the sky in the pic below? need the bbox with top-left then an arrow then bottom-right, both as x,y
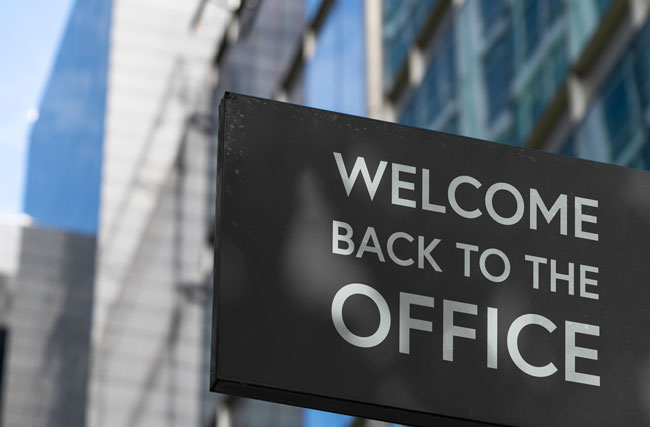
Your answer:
0,0 -> 75,215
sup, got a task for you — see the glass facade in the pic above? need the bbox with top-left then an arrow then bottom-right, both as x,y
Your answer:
511,0 -> 569,142
382,0 -> 437,90
559,20 -> 650,168
596,0 -> 614,16
22,0 -> 112,235
217,0 -> 304,102
306,0 -> 323,22
399,23 -> 456,132
484,28 -> 513,123
474,0 -> 514,145
518,0 -> 564,59
392,0 -> 618,149
303,0 -> 366,116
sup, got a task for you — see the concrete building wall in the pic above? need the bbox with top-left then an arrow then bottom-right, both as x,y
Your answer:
1,226 -> 96,427
87,1 -> 228,426
88,141 -> 211,426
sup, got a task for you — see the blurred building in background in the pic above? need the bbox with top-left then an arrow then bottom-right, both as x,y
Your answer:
1,0 -> 650,427
0,220 -> 96,426
85,0 -> 224,424
2,0 -> 229,426
382,0 -> 650,166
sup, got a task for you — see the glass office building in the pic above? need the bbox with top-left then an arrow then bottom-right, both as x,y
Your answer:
388,0 -> 647,169
560,19 -> 650,167
23,0 -> 112,235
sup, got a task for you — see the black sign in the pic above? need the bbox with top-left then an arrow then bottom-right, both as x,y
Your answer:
211,93 -> 650,426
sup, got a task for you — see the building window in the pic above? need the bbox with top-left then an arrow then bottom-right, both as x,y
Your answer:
483,24 -> 514,122
515,34 -> 568,142
382,0 -> 437,89
602,61 -> 637,159
525,0 -> 541,58
522,0 -> 565,59
596,0 -> 614,17
548,0 -> 563,25
304,0 -> 366,116
560,20 -> 650,168
398,24 -> 456,130
632,22 -> 650,113
558,136 -> 576,157
305,0 -> 322,22
440,114 -> 459,135
480,0 -> 506,29
399,93 -> 421,128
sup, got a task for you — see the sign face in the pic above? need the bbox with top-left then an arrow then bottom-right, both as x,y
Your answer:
211,93 -> 650,426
